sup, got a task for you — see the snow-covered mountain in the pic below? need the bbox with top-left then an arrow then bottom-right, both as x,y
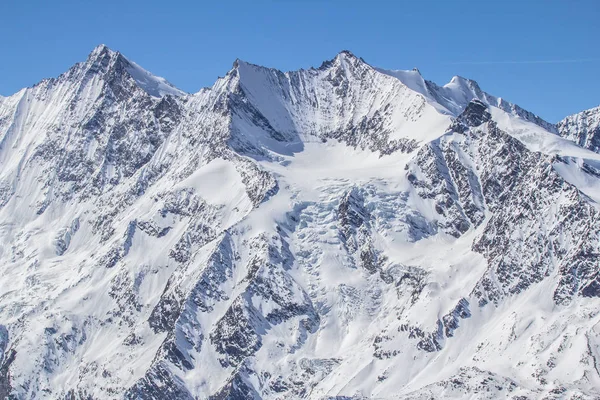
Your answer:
1,45 -> 600,399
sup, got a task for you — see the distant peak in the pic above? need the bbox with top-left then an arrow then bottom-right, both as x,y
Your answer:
87,44 -> 117,61
82,44 -> 185,98
231,58 -> 256,70
448,75 -> 480,89
92,43 -> 110,52
83,44 -> 127,75
335,50 -> 366,64
559,105 -> 600,128
338,49 -> 356,58
448,75 -> 468,85
318,50 -> 368,71
564,104 -> 600,120
228,58 -> 272,83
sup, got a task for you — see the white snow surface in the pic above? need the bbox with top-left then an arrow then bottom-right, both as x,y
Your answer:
125,60 -> 186,98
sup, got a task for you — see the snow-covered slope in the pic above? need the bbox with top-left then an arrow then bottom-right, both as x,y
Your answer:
1,46 -> 600,400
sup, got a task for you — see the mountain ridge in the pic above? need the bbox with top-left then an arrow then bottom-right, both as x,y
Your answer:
2,45 -> 582,127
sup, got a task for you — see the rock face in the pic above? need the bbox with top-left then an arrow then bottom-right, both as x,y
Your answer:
557,105 -> 600,152
1,45 -> 600,399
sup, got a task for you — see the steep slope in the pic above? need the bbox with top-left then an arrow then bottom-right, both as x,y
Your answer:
0,45 -> 276,399
227,51 -> 452,158
1,46 -> 600,400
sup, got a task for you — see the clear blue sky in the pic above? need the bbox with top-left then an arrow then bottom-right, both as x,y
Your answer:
1,0 -> 598,122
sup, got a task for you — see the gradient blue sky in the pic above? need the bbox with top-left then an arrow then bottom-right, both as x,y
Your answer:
1,0 -> 598,122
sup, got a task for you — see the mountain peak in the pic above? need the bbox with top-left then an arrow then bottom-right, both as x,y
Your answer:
337,49 -> 358,59
557,104 -> 600,151
231,58 -> 264,71
83,43 -> 127,77
334,49 -> 367,65
86,44 -> 121,64
446,75 -> 481,92
88,43 -> 113,58
563,104 -> 600,120
82,44 -> 185,98
317,49 -> 368,71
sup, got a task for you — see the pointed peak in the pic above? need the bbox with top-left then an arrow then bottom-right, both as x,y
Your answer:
318,50 -> 369,71
448,75 -> 468,85
231,58 -> 256,70
447,75 -> 481,90
335,49 -> 367,65
87,44 -> 118,62
80,44 -> 185,98
228,58 -> 259,82
83,44 -> 129,76
91,43 -> 110,53
338,49 -> 357,58
231,57 -> 273,72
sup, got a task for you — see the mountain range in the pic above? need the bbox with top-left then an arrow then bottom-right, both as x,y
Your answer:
1,44 -> 600,399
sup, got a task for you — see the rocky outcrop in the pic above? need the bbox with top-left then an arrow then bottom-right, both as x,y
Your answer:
558,105 -> 600,152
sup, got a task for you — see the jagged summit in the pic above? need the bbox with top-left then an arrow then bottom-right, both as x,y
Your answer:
82,44 -> 129,77
80,44 -> 186,98
334,49 -> 365,63
338,49 -> 355,56
316,49 -> 366,70
230,50 -> 366,78
446,74 -> 479,87
87,43 -> 113,59
558,105 -> 600,151
223,48 -> 555,149
8,44 -> 555,127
